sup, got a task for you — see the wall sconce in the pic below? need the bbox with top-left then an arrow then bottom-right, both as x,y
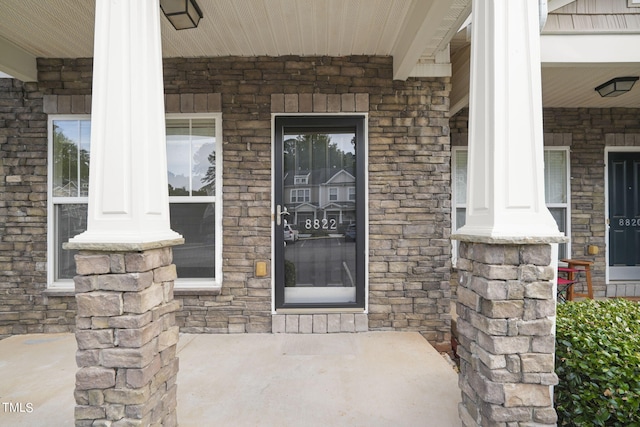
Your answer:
595,76 -> 639,97
160,0 -> 203,30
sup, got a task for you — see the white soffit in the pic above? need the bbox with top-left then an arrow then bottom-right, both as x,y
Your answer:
541,34 -> 640,63
393,0 -> 470,79
0,0 -> 471,82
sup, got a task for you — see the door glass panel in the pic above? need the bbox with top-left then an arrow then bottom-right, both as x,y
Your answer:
283,130 -> 357,304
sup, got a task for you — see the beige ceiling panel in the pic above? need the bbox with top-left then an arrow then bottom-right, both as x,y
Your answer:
542,66 -> 640,108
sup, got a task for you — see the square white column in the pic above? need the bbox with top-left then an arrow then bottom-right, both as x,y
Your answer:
456,0 -> 563,242
69,0 -> 182,247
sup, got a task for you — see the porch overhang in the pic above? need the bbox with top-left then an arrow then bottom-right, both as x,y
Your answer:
0,0 -> 471,83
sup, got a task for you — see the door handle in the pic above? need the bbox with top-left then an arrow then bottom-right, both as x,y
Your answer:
276,205 -> 289,226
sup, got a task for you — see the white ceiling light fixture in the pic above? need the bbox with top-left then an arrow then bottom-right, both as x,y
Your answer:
595,76 -> 639,98
160,0 -> 203,30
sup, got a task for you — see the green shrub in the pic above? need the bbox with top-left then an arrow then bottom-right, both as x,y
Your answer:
555,299 -> 640,426
284,260 -> 296,287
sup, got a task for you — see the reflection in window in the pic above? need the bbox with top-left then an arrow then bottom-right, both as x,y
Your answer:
169,203 -> 215,278
283,129 -> 358,304
166,118 -> 216,197
452,147 -> 570,259
50,116 -> 221,284
52,121 -> 91,197
291,189 -> 310,203
55,204 -> 88,279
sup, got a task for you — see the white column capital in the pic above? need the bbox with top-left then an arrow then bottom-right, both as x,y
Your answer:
456,0 -> 563,242
69,0 -> 182,246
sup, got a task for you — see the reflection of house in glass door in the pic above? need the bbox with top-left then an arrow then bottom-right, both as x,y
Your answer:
283,131 -> 358,232
320,169 -> 356,228
275,116 -> 365,309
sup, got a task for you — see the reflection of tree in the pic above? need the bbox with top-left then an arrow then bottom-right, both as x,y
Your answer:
53,124 -> 90,197
168,184 -> 189,196
167,142 -> 215,197
284,133 -> 355,174
195,143 -> 215,196
197,152 -> 216,196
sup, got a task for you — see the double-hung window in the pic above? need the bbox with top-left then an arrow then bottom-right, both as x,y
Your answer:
348,187 -> 356,201
291,188 -> 310,203
48,114 -> 222,288
452,146 -> 570,263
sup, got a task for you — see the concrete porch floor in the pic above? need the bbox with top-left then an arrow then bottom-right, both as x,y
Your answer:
0,332 -> 461,426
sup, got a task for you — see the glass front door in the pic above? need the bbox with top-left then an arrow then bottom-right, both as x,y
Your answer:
274,116 -> 365,309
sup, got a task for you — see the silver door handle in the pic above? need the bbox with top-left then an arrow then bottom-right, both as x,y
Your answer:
276,205 -> 289,226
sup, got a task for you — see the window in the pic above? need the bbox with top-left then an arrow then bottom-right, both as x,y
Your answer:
452,147 -> 570,262
48,114 -> 222,288
291,188 -> 310,203
329,187 -> 338,201
294,174 -> 309,185
348,187 -> 356,201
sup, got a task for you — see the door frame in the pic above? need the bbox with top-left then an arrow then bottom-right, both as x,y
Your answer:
270,113 -> 369,313
604,147 -> 640,283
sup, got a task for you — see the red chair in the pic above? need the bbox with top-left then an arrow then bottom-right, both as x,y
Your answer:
557,267 -> 579,302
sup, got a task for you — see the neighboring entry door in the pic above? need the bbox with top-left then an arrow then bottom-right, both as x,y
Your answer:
274,116 -> 365,309
608,152 -> 640,280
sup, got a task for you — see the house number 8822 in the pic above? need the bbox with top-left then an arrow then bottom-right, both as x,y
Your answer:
305,218 -> 337,230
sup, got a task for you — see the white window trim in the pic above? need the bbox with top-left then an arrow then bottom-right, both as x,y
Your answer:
166,113 -> 223,290
451,146 -> 467,268
291,188 -> 310,203
329,187 -> 338,201
348,186 -> 356,201
47,113 -> 223,290
294,174 -> 309,184
451,146 -> 571,266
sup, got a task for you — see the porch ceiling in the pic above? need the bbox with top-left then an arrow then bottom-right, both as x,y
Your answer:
449,0 -> 640,113
0,0 -> 470,82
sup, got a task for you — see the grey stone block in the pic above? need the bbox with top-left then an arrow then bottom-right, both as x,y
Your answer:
355,314 -> 368,332
285,315 -> 299,333
312,315 -> 327,333
340,314 -> 355,332
327,314 -> 341,333
272,315 -> 286,333
299,315 -> 313,333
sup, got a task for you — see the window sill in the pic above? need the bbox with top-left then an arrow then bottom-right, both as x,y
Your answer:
43,288 -> 76,297
174,286 -> 221,296
43,285 -> 222,297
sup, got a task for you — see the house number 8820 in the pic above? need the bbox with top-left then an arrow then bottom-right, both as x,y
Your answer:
619,219 -> 640,226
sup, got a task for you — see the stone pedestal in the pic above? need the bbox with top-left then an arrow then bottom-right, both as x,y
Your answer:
72,246 -> 180,426
455,242 -> 558,426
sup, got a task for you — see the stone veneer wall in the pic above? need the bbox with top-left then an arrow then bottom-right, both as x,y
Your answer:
0,78 -> 77,339
73,247 -> 180,426
0,57 -> 452,349
456,242 -> 558,426
451,107 -> 640,298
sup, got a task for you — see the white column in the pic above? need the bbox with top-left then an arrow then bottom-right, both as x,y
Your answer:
456,0 -> 562,240
69,0 -> 182,246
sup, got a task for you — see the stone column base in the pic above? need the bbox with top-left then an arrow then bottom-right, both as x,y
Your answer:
455,242 -> 558,426
73,246 -> 180,427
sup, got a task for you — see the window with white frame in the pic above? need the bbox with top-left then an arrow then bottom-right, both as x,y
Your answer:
294,174 -> 309,185
452,147 -> 570,262
348,187 -> 356,201
329,187 -> 338,201
291,188 -> 310,203
48,114 -> 222,288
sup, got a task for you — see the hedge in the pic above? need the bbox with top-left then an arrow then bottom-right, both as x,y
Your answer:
555,299 -> 640,426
